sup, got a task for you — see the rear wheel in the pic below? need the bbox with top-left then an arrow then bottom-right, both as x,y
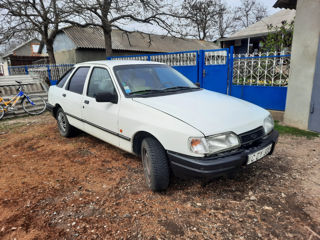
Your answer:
141,137 -> 170,192
22,95 -> 46,115
56,108 -> 76,137
0,105 -> 5,120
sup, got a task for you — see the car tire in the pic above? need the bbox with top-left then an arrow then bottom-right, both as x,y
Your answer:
56,108 -> 76,137
141,137 -> 170,192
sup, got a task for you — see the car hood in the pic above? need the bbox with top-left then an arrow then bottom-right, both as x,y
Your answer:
133,89 -> 269,136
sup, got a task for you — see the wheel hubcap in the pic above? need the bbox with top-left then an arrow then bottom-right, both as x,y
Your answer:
142,147 -> 151,186
58,112 -> 67,132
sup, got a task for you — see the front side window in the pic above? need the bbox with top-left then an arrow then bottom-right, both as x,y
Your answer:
87,67 -> 116,98
113,64 -> 198,97
67,67 -> 90,94
57,68 -> 74,88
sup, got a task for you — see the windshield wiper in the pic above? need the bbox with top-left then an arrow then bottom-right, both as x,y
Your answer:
128,89 -> 165,96
128,86 -> 200,96
163,86 -> 200,92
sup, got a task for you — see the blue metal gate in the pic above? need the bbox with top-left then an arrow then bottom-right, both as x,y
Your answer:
200,49 -> 230,94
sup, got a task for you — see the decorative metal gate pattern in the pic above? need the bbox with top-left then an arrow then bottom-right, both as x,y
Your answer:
232,51 -> 291,86
150,52 -> 197,66
204,50 -> 228,65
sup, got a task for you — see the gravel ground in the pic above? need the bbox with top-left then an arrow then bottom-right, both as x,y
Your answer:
0,113 -> 319,240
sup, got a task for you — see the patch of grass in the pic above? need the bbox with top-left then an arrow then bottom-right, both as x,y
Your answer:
275,121 -> 319,139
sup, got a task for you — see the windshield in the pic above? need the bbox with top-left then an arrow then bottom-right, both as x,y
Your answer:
113,64 -> 199,96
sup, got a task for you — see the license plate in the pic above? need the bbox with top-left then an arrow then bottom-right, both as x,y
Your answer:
247,144 -> 273,165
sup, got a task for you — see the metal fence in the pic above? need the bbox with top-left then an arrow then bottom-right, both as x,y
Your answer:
8,64 -> 74,85
109,50 -> 200,83
232,51 -> 291,87
7,48 -> 291,110
110,50 -> 198,66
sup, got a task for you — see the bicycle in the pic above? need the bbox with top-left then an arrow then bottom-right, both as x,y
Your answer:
0,81 -> 47,120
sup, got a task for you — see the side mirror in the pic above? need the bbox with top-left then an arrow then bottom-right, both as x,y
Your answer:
195,82 -> 200,87
95,92 -> 118,104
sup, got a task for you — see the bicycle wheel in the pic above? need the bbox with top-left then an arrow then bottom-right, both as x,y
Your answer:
22,95 -> 46,115
0,105 -> 5,120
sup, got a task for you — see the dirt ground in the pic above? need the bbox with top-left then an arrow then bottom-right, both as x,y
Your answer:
0,113 -> 319,240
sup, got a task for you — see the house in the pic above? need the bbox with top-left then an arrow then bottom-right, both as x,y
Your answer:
51,26 -> 219,64
274,0 -> 320,133
2,38 -> 48,67
218,9 -> 295,54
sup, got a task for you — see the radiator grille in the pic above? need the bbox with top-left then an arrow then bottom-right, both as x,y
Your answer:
239,126 -> 265,146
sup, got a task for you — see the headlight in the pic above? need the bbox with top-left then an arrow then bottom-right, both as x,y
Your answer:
189,132 -> 240,155
188,137 -> 209,154
263,114 -> 274,135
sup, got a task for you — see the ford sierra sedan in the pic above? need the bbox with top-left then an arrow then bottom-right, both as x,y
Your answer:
47,60 -> 278,192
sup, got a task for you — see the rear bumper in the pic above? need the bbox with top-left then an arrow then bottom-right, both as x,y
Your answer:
167,130 -> 279,179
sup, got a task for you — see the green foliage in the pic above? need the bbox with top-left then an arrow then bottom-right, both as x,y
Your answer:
275,121 -> 319,139
261,20 -> 294,52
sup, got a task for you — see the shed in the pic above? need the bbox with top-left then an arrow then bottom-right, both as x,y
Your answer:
51,26 -> 219,64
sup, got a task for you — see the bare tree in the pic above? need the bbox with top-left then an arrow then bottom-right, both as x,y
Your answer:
215,1 -> 238,38
65,0 -> 173,57
168,0 -> 238,41
0,0 -> 70,63
235,0 -> 268,28
170,0 -> 220,41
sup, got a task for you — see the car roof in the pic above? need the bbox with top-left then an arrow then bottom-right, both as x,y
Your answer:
74,60 -> 165,68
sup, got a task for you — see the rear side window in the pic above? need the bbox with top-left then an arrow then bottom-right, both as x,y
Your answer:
67,67 -> 90,94
57,68 -> 74,88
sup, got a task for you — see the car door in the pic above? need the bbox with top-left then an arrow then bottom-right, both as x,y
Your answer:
82,67 -> 120,146
60,66 -> 90,129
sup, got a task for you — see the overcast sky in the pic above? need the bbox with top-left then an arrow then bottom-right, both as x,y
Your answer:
119,0 -> 280,37
227,0 -> 279,14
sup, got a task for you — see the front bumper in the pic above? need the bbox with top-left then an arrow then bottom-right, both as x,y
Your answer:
167,130 -> 279,179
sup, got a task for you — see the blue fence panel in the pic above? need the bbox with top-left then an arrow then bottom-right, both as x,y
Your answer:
172,66 -> 198,84
231,51 -> 290,111
231,85 -> 288,111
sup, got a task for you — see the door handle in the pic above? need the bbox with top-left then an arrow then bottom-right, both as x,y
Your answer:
84,100 -> 89,104
62,93 -> 66,97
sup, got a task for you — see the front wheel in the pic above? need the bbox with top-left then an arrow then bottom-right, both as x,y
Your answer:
141,137 -> 170,192
0,105 -> 5,120
22,95 -> 46,115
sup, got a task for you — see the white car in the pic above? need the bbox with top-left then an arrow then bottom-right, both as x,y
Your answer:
47,60 -> 278,191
